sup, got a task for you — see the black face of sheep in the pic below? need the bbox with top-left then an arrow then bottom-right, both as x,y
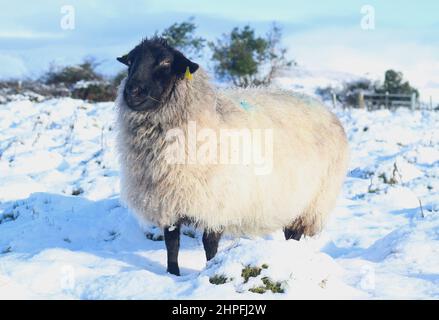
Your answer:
117,38 -> 199,111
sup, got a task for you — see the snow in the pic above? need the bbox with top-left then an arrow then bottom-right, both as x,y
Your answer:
1,92 -> 438,299
73,80 -> 106,90
273,66 -> 361,97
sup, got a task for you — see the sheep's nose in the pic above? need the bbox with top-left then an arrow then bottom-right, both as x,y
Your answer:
127,85 -> 141,96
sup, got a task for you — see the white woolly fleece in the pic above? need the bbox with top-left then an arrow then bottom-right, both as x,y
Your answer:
116,69 -> 349,236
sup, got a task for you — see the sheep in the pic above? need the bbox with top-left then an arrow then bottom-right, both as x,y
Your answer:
115,37 -> 349,276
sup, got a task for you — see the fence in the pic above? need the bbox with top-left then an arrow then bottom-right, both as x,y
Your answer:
329,91 -> 437,111
358,91 -> 417,110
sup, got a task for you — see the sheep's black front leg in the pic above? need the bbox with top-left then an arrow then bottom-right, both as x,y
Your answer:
164,224 -> 181,276
284,226 -> 304,241
202,230 -> 222,261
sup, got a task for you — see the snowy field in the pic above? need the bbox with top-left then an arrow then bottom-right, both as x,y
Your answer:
0,92 -> 438,299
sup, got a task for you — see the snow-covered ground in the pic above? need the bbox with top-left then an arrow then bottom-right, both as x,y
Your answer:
0,92 -> 438,299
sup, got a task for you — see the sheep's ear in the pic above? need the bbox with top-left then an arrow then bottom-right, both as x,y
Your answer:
172,50 -> 199,76
117,54 -> 130,66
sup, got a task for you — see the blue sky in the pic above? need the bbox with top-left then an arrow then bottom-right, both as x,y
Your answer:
0,0 -> 438,98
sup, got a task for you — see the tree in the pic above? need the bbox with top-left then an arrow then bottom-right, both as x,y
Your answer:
159,17 -> 206,58
210,24 -> 294,87
263,23 -> 295,84
377,69 -> 419,97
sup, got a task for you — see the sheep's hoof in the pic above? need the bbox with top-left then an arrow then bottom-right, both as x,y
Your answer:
167,263 -> 180,276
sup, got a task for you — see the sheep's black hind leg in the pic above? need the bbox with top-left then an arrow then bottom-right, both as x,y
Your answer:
164,224 -> 181,276
284,226 -> 304,241
202,230 -> 222,261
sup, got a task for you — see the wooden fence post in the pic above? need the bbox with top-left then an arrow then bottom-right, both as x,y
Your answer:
385,91 -> 389,109
331,92 -> 337,109
411,92 -> 416,111
358,90 -> 365,109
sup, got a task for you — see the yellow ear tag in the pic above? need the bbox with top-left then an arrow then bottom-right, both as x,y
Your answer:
184,66 -> 193,80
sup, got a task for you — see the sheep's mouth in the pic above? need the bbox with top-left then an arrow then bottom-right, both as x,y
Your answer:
124,93 -> 161,111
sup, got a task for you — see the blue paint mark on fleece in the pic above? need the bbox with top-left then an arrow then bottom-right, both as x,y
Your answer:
240,100 -> 254,111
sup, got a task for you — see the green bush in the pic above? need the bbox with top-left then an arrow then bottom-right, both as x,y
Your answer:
42,58 -> 103,86
209,274 -> 229,285
249,277 -> 284,294
72,81 -> 116,102
112,70 -> 127,87
241,265 -> 263,283
316,79 -> 375,107
341,79 -> 376,107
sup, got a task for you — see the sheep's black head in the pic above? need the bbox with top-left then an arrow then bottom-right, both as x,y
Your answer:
117,37 -> 199,111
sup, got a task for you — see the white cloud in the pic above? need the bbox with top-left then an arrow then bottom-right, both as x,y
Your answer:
0,31 -> 64,39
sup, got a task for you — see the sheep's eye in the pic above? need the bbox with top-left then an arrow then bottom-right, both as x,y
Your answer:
158,59 -> 171,68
